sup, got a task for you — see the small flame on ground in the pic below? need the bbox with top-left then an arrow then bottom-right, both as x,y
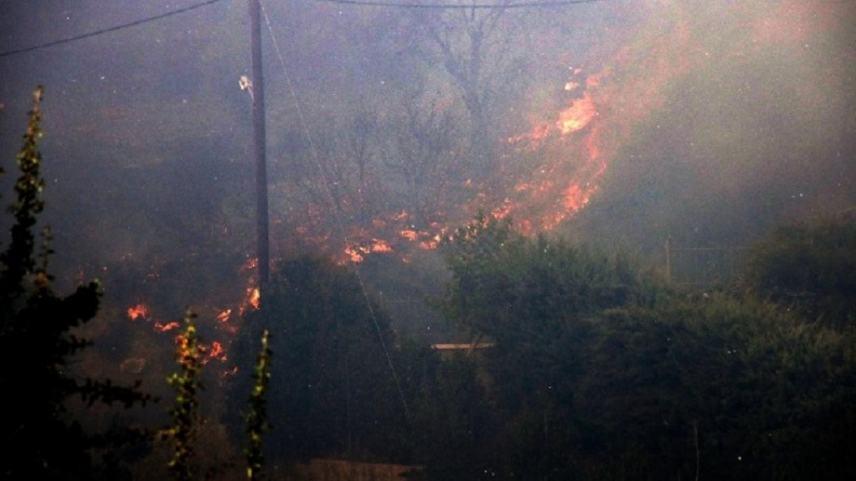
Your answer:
216,308 -> 232,323
127,303 -> 149,320
344,238 -> 394,263
154,321 -> 180,333
240,287 -> 261,314
399,229 -> 419,241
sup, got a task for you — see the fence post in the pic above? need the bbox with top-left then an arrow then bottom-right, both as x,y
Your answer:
665,236 -> 672,285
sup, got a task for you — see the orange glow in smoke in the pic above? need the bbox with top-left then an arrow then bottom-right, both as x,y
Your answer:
556,91 -> 597,135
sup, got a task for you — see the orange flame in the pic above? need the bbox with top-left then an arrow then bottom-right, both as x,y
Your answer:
154,321 -> 180,333
216,308 -> 232,323
127,303 -> 149,320
344,238 -> 394,263
556,91 -> 597,135
243,287 -> 261,312
200,340 -> 228,365
399,229 -> 419,241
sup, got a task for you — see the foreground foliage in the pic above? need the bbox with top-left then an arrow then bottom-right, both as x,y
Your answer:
430,215 -> 856,480
245,328 -> 272,481
744,210 -> 856,328
0,87 -> 150,481
163,311 -> 203,481
227,257 -> 409,464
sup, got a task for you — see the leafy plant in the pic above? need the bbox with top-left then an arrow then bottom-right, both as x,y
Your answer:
0,86 -> 150,481
744,211 -> 856,328
245,329 -> 272,481
163,310 -> 203,481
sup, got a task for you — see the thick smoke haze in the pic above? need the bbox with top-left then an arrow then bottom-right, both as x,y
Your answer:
2,0 -> 855,379
3,1 -> 853,260
1,1 -> 856,479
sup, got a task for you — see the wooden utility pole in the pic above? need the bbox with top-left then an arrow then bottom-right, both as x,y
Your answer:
249,0 -> 270,291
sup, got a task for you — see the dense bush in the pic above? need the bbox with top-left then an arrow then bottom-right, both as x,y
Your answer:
436,215 -> 856,481
573,296 -> 856,481
744,210 -> 856,328
226,257 -> 411,466
0,87 -> 150,481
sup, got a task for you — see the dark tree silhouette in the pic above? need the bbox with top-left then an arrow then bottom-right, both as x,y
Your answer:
0,87 -> 150,481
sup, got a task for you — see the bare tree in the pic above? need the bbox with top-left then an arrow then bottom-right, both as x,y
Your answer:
342,108 -> 379,220
407,1 -> 527,173
384,90 -> 461,226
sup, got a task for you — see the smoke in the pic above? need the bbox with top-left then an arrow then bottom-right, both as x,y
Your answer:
0,0 -> 854,385
568,0 -> 856,250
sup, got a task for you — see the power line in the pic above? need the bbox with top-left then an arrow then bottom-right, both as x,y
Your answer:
314,0 -> 604,8
0,0 -> 228,59
259,0 -> 412,422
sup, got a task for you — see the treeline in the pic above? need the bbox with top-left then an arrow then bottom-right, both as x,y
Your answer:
420,214 -> 856,480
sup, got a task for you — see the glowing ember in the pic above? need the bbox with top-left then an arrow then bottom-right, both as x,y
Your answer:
399,229 -> 419,241
344,238 -> 395,263
154,321 -> 180,333
216,308 -> 232,323
370,238 -> 392,253
200,340 -> 228,365
209,341 -> 225,361
242,257 -> 259,271
126,303 -> 149,320
243,287 -> 261,312
491,201 -> 513,220
344,246 -> 365,263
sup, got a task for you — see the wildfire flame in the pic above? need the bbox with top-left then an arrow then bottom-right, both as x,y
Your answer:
242,257 -> 259,272
200,340 -> 228,365
344,238 -> 394,264
216,308 -> 232,323
556,91 -> 598,135
153,321 -> 180,333
126,303 -> 149,320
240,287 -> 261,314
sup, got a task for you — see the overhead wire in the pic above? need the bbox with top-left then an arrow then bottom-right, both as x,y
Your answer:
314,0 -> 604,9
258,0 -> 412,421
0,0 -> 228,58
0,0 -> 612,419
